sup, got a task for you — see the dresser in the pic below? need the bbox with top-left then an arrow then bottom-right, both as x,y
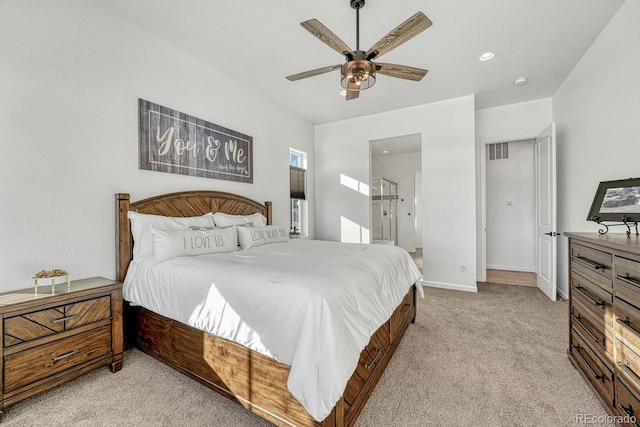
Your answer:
0,277 -> 123,416
566,233 -> 640,425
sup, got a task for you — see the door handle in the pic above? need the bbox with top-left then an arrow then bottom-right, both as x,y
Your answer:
544,232 -> 559,237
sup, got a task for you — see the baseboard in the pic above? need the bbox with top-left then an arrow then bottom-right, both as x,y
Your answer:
421,280 -> 477,293
486,265 -> 535,273
557,288 -> 569,301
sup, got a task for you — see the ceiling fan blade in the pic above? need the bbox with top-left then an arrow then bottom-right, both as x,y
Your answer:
376,63 -> 428,81
346,90 -> 359,101
345,79 -> 360,101
300,19 -> 353,57
286,64 -> 342,81
366,12 -> 432,60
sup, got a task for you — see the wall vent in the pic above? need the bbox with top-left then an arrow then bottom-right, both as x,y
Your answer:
488,142 -> 509,160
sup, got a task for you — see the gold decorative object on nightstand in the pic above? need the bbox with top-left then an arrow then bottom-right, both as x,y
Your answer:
33,269 -> 70,294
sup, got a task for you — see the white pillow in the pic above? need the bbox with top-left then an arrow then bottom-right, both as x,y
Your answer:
128,211 -> 215,261
151,227 -> 238,263
213,212 -> 267,228
237,224 -> 290,250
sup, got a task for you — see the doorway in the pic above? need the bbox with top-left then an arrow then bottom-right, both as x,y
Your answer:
479,123 -> 558,300
370,134 -> 422,271
485,139 -> 537,285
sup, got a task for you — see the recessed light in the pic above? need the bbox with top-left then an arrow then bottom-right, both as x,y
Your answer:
478,52 -> 496,62
382,150 -> 389,154
514,77 -> 528,86
339,90 -> 347,96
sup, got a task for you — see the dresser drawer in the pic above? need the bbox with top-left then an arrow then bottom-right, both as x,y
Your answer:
616,377 -> 640,427
3,325 -> 112,393
616,337 -> 640,397
571,299 -> 613,364
390,290 -> 414,341
571,272 -> 613,327
4,296 -> 111,348
615,297 -> 640,352
615,255 -> 640,310
571,328 -> 614,406
571,242 -> 613,290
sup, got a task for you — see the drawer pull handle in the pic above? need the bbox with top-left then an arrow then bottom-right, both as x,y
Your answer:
51,314 -> 78,324
575,255 -> 605,270
616,317 -> 640,339
571,344 -> 604,382
617,273 -> 640,289
617,361 -> 640,390
572,314 -> 603,344
400,303 -> 411,314
364,347 -> 381,369
617,403 -> 640,427
52,349 -> 79,361
572,286 -> 605,307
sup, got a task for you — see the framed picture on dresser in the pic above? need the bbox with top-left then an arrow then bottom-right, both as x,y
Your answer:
587,178 -> 640,223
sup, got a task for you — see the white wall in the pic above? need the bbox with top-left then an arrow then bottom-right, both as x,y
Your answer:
316,96 -> 477,292
371,151 -> 422,252
475,99 -> 553,280
0,0 -> 314,292
486,140 -> 536,272
553,0 -> 640,299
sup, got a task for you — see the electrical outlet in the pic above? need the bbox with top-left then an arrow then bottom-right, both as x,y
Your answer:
460,264 -> 467,273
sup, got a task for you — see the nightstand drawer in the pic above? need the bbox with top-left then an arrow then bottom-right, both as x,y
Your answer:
3,325 -> 112,393
4,296 -> 111,347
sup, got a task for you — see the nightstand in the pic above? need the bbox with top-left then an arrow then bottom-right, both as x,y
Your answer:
0,277 -> 123,416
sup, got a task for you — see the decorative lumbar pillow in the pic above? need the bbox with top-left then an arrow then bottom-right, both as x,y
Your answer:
237,224 -> 290,250
213,212 -> 267,228
151,226 -> 238,263
128,212 -> 215,262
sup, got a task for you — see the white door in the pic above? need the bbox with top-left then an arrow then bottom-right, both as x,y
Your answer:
536,123 -> 557,300
397,183 -> 416,252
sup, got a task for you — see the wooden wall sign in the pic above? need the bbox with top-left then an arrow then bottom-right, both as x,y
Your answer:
138,99 -> 253,183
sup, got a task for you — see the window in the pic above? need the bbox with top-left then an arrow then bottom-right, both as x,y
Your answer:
289,149 -> 307,236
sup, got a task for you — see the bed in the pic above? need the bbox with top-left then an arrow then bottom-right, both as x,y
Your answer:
115,190 -> 421,427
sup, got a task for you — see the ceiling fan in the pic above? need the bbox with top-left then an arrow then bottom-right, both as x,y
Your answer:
286,0 -> 432,101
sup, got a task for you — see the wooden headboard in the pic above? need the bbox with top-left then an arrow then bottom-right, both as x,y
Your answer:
115,191 -> 272,282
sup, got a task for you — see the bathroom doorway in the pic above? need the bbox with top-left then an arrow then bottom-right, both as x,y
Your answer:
370,134 -> 422,271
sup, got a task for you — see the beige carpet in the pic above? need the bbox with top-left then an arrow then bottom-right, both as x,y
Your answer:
1,283 -> 611,426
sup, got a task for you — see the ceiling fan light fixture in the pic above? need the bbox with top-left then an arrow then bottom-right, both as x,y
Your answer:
341,60 -> 376,91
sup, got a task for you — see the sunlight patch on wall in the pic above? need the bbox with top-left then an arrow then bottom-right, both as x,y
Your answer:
340,173 -> 369,196
341,216 -> 370,243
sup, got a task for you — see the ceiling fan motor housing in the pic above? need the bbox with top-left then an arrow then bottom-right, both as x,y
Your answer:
341,59 -> 376,91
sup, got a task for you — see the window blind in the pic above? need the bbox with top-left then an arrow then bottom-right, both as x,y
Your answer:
290,166 -> 306,200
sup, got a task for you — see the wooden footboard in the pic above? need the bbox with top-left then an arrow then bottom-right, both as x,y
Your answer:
126,286 -> 416,427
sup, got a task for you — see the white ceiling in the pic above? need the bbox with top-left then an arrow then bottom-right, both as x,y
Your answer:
91,0 -> 624,125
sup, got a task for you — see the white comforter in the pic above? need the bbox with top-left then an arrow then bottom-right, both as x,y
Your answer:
123,239 -> 423,421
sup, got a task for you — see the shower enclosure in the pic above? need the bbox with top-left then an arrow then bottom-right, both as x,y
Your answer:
371,178 -> 398,245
